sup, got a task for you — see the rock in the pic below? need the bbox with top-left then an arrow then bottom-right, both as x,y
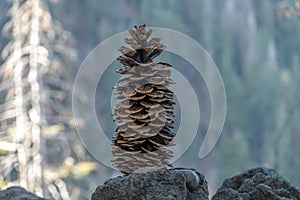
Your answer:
91,167 -> 209,200
212,167 -> 300,200
0,186 -> 45,200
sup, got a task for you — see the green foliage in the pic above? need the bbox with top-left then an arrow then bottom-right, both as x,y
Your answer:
216,130 -> 252,182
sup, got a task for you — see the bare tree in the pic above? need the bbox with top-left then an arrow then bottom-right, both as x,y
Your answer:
0,0 -> 76,197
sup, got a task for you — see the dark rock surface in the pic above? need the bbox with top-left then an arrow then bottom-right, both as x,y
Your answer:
212,167 -> 300,200
3,167 -> 298,200
91,167 -> 209,200
0,186 -> 45,200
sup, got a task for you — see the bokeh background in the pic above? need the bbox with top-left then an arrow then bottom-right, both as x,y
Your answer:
0,0 -> 300,199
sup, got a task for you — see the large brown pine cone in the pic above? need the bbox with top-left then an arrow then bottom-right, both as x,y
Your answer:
112,25 -> 176,174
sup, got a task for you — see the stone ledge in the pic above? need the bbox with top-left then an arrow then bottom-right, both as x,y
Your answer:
92,167 -> 209,200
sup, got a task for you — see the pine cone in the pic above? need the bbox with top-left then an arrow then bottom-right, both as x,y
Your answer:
112,24 -> 176,174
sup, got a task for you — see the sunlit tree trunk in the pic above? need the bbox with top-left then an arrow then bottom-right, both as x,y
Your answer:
27,0 -> 44,195
12,0 -> 27,190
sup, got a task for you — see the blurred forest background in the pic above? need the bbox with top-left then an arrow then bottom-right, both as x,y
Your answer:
0,0 -> 300,199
